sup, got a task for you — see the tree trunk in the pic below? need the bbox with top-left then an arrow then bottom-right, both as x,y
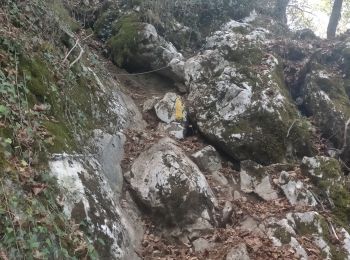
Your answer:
274,0 -> 290,24
327,0 -> 343,39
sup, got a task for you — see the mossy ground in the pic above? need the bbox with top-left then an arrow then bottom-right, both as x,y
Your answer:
0,0 -> 114,258
49,0 -> 81,32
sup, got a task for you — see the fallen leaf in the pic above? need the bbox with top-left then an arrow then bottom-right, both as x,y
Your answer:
32,183 -> 47,195
0,251 -> 9,260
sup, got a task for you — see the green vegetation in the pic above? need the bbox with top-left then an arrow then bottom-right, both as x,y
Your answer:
108,14 -> 141,67
0,1 -> 110,258
49,0 -> 81,32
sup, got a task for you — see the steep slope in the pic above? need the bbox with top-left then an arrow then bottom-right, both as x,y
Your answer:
2,1 -> 350,260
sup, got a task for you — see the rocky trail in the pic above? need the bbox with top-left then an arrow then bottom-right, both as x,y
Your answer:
102,55 -> 332,259
3,1 -> 350,259
78,12 -> 350,259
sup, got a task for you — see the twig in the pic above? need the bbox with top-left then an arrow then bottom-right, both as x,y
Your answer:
341,117 -> 350,153
69,42 -> 84,68
61,34 -> 93,67
286,119 -> 298,138
339,158 -> 350,171
326,191 -> 335,208
327,219 -> 340,241
309,190 -> 325,211
62,39 -> 80,65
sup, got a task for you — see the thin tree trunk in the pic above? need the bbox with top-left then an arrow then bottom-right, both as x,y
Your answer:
327,0 -> 343,39
274,0 -> 290,24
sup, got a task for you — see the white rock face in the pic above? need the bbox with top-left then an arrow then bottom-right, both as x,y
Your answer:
92,130 -> 126,197
49,154 -> 139,260
340,228 -> 350,259
191,145 -> 222,173
126,138 -> 217,227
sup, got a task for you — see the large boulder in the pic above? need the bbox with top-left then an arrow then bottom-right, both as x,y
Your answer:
125,138 -> 217,228
184,18 -> 314,165
294,40 -> 350,163
107,14 -> 185,83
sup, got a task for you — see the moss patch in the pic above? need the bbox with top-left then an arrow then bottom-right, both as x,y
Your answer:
94,9 -> 120,40
108,14 -> 141,67
329,186 -> 350,225
19,56 -> 52,103
272,226 -> 292,244
50,0 -> 80,32
44,121 -> 76,153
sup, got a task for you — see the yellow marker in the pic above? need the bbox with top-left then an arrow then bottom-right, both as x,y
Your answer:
175,97 -> 185,122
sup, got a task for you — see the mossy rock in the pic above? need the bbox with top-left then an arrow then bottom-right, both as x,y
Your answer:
301,156 -> 342,182
108,14 -> 142,68
301,63 -> 350,153
272,225 -> 292,244
301,157 -> 350,226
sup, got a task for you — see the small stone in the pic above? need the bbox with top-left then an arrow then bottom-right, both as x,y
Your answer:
222,201 -> 234,224
240,161 -> 278,201
233,190 -> 241,200
158,122 -> 186,140
212,171 -> 228,185
254,176 -> 278,201
154,92 -> 186,124
226,243 -> 250,260
191,145 -> 222,173
192,238 -> 214,252
143,96 -> 159,112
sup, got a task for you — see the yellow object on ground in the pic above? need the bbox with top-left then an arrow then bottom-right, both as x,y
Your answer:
175,97 -> 186,122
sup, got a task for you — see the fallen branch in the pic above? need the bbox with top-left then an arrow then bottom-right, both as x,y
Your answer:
69,42 -> 84,68
309,190 -> 325,211
339,158 -> 350,171
341,117 -> 350,153
61,33 -> 93,67
286,119 -> 298,138
327,219 -> 340,241
62,39 -> 80,65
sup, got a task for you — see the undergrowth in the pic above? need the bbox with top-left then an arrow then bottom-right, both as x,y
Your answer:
0,0 -> 99,258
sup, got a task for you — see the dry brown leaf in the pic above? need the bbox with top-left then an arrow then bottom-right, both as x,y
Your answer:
32,183 -> 47,195
0,251 -> 9,260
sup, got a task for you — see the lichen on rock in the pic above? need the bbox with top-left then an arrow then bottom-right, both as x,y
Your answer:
184,18 -> 315,165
